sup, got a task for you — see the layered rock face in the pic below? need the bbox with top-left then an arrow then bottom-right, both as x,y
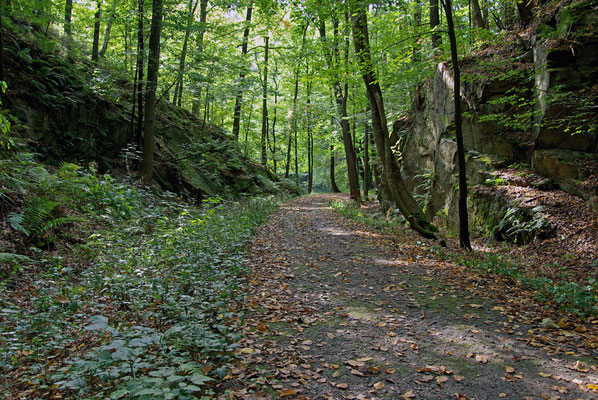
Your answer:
399,0 -> 598,242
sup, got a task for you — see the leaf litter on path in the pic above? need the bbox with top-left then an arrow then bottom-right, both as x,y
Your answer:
218,195 -> 598,399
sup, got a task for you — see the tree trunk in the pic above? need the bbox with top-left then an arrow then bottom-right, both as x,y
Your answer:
430,0 -> 441,52
363,116 -> 371,200
141,0 -> 163,186
284,25 -> 307,178
64,0 -> 72,36
260,35 -> 269,167
270,61 -> 278,175
471,0 -> 485,28
306,73 -> 313,193
192,0 -> 208,116
0,0 -> 4,85
351,0 -> 438,239
443,0 -> 472,250
99,0 -> 118,57
516,1 -> 533,28
330,144 -> 340,193
319,19 -> 361,201
231,2 -> 253,139
91,1 -> 102,65
243,93 -> 254,157
173,0 -> 198,107
135,0 -> 144,146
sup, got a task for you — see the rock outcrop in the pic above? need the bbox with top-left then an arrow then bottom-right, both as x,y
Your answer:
399,0 -> 598,242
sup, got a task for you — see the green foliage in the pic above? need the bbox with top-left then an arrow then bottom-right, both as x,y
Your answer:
494,206 -> 554,244
0,154 -> 281,397
328,199 -> 406,233
430,248 -> 597,317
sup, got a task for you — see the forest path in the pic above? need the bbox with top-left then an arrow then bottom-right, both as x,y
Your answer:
223,194 -> 597,400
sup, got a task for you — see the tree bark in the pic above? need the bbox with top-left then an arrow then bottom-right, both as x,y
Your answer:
260,36 -> 269,167
270,61 -> 278,175
306,71 -> 313,193
231,2 -> 253,139
99,0 -> 118,57
64,0 -> 73,36
443,0 -> 472,250
285,24 -> 307,179
91,1 -> 102,65
430,0 -> 441,52
284,72 -> 298,178
173,0 -> 198,106
471,0 -> 485,28
192,0 -> 208,116
141,0 -> 163,186
351,0 -> 438,239
319,18 -> 361,201
135,0 -> 144,146
363,116 -> 371,200
330,144 -> 340,193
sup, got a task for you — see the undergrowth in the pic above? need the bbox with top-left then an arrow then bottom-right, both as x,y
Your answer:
0,154 -> 282,398
431,248 -> 598,318
327,199 -> 406,233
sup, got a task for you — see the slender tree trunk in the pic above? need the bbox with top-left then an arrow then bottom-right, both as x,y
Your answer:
285,61 -> 301,179
260,36 -> 269,167
351,0 -> 438,239
173,0 -> 197,107
231,2 -> 253,139
363,116 -> 371,200
516,1 -> 533,28
330,144 -> 340,193
270,62 -> 278,174
141,0 -> 163,186
0,0 -> 4,85
135,0 -> 144,146
430,0 -> 441,52
91,1 -> 102,65
64,0 -> 73,36
99,0 -> 118,57
471,0 -> 485,28
443,0 -> 471,250
192,0 -> 208,116
243,94 -> 255,157
306,73 -> 313,193
319,19 -> 361,201
294,122 -> 298,185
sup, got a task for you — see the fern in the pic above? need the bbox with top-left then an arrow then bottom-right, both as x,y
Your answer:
8,197 -> 59,237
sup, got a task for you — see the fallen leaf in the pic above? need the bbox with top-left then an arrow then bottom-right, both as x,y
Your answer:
437,376 -> 449,385
475,354 -> 489,363
239,347 -> 255,354
402,391 -> 416,399
277,389 -> 297,397
257,322 -> 268,332
454,375 -> 465,382
336,383 -> 348,389
505,366 -> 515,373
373,381 -> 385,389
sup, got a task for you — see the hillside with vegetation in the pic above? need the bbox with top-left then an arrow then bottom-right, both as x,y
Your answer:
1,0 -> 597,398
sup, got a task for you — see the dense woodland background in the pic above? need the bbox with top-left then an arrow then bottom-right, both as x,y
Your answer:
0,0 -> 597,398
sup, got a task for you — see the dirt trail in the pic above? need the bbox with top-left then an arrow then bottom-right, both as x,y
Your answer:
224,194 -> 597,400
